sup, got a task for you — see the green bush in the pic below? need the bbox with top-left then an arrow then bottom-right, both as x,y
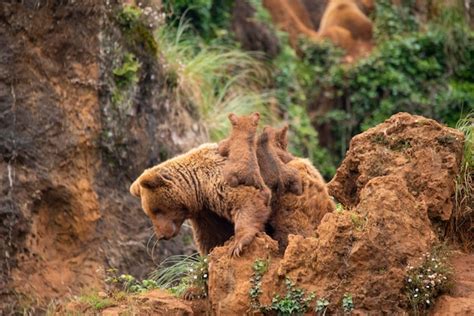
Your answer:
162,0 -> 233,41
314,11 -> 474,162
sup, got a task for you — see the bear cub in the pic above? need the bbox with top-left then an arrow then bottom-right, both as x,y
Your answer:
218,112 -> 271,203
257,125 -> 303,196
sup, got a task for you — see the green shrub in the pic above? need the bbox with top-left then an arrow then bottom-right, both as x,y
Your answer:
162,0 -> 233,41
373,0 -> 419,42
405,244 -> 454,313
315,13 -> 474,162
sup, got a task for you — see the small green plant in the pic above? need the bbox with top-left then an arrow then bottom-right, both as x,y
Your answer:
315,298 -> 330,315
113,53 -> 141,89
116,4 -> 141,28
116,4 -> 158,54
342,293 -> 354,313
105,268 -> 159,293
249,259 -> 269,310
149,253 -> 208,298
405,244 -> 454,313
266,278 -> 315,316
350,213 -> 367,231
335,203 -> 345,214
79,293 -> 115,311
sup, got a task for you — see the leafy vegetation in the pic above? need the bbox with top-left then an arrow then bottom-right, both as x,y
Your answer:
162,0 -> 234,41
404,244 -> 453,313
267,278 -> 316,316
249,259 -> 269,310
105,268 -> 159,293
341,293 -> 354,313
315,298 -> 330,315
78,293 -> 115,311
315,2 -> 474,162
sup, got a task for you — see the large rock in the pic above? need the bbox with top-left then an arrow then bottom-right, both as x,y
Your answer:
206,113 -> 464,314
328,112 -> 464,221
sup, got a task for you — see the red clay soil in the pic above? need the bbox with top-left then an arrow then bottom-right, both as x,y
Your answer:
432,252 -> 474,315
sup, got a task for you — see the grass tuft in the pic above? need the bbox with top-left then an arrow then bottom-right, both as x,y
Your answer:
448,112 -> 473,250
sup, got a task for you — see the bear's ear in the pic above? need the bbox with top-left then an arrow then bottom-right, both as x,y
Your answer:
139,170 -> 173,190
250,112 -> 261,126
277,125 -> 289,149
228,113 -> 239,126
130,180 -> 141,197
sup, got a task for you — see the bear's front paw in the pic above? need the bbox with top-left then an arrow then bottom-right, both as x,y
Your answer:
228,233 -> 255,257
182,286 -> 206,300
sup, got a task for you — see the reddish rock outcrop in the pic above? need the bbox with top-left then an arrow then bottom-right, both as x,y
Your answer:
207,113 -> 464,314
328,112 -> 464,222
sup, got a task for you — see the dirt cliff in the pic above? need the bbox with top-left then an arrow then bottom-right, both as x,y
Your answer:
0,1 -> 205,310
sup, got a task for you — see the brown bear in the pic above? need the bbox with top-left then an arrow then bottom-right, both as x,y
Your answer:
256,125 -> 303,196
266,127 -> 336,251
130,143 -> 270,257
317,0 -> 373,58
218,112 -> 271,203
263,0 -> 320,46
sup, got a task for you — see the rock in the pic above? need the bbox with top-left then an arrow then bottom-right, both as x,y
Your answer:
328,112 -> 464,221
208,234 -> 280,315
206,113 -> 462,314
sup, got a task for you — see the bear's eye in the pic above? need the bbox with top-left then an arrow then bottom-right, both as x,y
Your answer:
151,207 -> 161,215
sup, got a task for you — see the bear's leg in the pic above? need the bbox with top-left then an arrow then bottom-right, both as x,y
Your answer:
229,195 -> 270,257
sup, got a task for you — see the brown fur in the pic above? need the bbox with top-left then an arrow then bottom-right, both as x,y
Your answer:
263,0 -> 319,46
257,126 -> 302,196
130,144 -> 271,257
265,128 -> 336,251
218,112 -> 271,203
318,0 -> 373,58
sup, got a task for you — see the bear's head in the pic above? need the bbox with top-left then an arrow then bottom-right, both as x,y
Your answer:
228,112 -> 260,133
130,168 -> 190,240
262,125 -> 294,163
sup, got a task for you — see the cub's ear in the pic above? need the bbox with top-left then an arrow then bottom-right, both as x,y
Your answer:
251,112 -> 261,125
130,180 -> 141,197
277,125 -> 289,149
139,170 -> 173,190
228,113 -> 239,126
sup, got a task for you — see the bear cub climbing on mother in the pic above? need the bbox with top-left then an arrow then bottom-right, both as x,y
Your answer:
130,112 -> 333,258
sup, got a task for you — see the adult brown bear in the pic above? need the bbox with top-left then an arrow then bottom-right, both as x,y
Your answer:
130,143 -> 270,257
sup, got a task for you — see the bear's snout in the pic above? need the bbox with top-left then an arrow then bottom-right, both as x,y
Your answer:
154,221 -> 178,240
